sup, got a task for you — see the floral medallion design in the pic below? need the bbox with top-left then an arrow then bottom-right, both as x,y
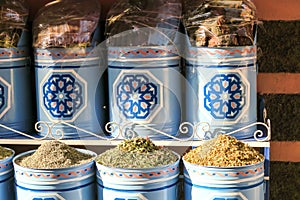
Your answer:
0,84 -> 4,111
42,72 -> 85,120
0,77 -> 11,118
116,74 -> 159,120
204,74 -> 245,120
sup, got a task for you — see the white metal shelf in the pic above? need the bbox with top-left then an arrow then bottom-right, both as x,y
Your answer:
0,138 -> 270,147
0,120 -> 271,148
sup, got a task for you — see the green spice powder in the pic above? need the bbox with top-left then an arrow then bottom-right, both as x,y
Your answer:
17,141 -> 94,169
97,138 -> 178,168
0,146 -> 13,160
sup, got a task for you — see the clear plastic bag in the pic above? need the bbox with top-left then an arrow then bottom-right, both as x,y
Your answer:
183,0 -> 257,47
33,0 -> 101,49
0,0 -> 28,48
105,0 -> 182,46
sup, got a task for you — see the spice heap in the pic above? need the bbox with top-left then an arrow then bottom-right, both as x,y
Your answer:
97,137 -> 178,168
17,141 -> 94,169
0,0 -> 28,48
184,134 -> 264,167
183,0 -> 257,47
0,146 -> 13,160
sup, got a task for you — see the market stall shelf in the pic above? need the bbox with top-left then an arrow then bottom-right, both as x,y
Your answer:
0,120 -> 270,146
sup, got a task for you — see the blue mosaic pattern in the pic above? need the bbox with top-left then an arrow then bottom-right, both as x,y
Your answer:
43,74 -> 83,119
116,74 -> 158,119
0,84 -> 4,111
204,74 -> 244,119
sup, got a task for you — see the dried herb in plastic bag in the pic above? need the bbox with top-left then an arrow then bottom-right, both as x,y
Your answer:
0,0 -> 28,48
105,0 -> 182,46
183,0 -> 257,47
33,0 -> 101,48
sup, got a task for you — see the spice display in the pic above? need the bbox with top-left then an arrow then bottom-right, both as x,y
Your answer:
0,0 -> 28,48
97,137 -> 178,168
184,134 -> 264,167
183,0 -> 257,47
33,0 -> 101,48
16,141 -> 94,169
0,146 -> 13,160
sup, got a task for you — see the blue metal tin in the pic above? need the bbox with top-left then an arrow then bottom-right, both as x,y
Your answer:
13,149 -> 96,200
183,159 -> 264,200
34,48 -> 107,139
108,46 -> 182,138
96,152 -> 180,200
185,46 -> 257,139
0,47 -> 33,138
0,148 -> 15,200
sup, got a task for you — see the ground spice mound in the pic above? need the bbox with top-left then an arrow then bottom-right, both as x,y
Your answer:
97,137 -> 178,168
17,141 -> 94,169
184,134 -> 264,167
0,146 -> 13,160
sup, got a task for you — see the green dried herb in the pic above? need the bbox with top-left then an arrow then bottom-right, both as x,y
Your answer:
97,137 -> 178,168
17,141 -> 94,169
184,134 -> 264,167
118,137 -> 159,153
0,146 -> 13,160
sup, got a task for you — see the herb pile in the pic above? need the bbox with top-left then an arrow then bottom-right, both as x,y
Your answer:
184,134 -> 264,167
96,137 -> 178,168
0,146 -> 13,160
17,141 -> 94,169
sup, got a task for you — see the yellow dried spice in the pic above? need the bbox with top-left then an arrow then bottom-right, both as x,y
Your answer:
0,146 -> 13,160
184,134 -> 264,167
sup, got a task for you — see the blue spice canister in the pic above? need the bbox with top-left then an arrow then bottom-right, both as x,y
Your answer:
183,159 -> 265,200
108,46 -> 182,138
0,148 -> 15,200
185,46 -> 257,139
0,46 -> 33,138
96,152 -> 180,200
13,149 -> 96,200
34,48 -> 107,139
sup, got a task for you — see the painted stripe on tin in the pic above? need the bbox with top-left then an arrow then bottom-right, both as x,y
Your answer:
97,181 -> 178,192
0,65 -> 28,69
35,57 -> 100,63
185,63 -> 255,69
15,181 -> 94,192
108,56 -> 180,62
108,64 -> 180,69
0,57 -> 28,63
184,179 -> 264,190
0,175 -> 13,183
